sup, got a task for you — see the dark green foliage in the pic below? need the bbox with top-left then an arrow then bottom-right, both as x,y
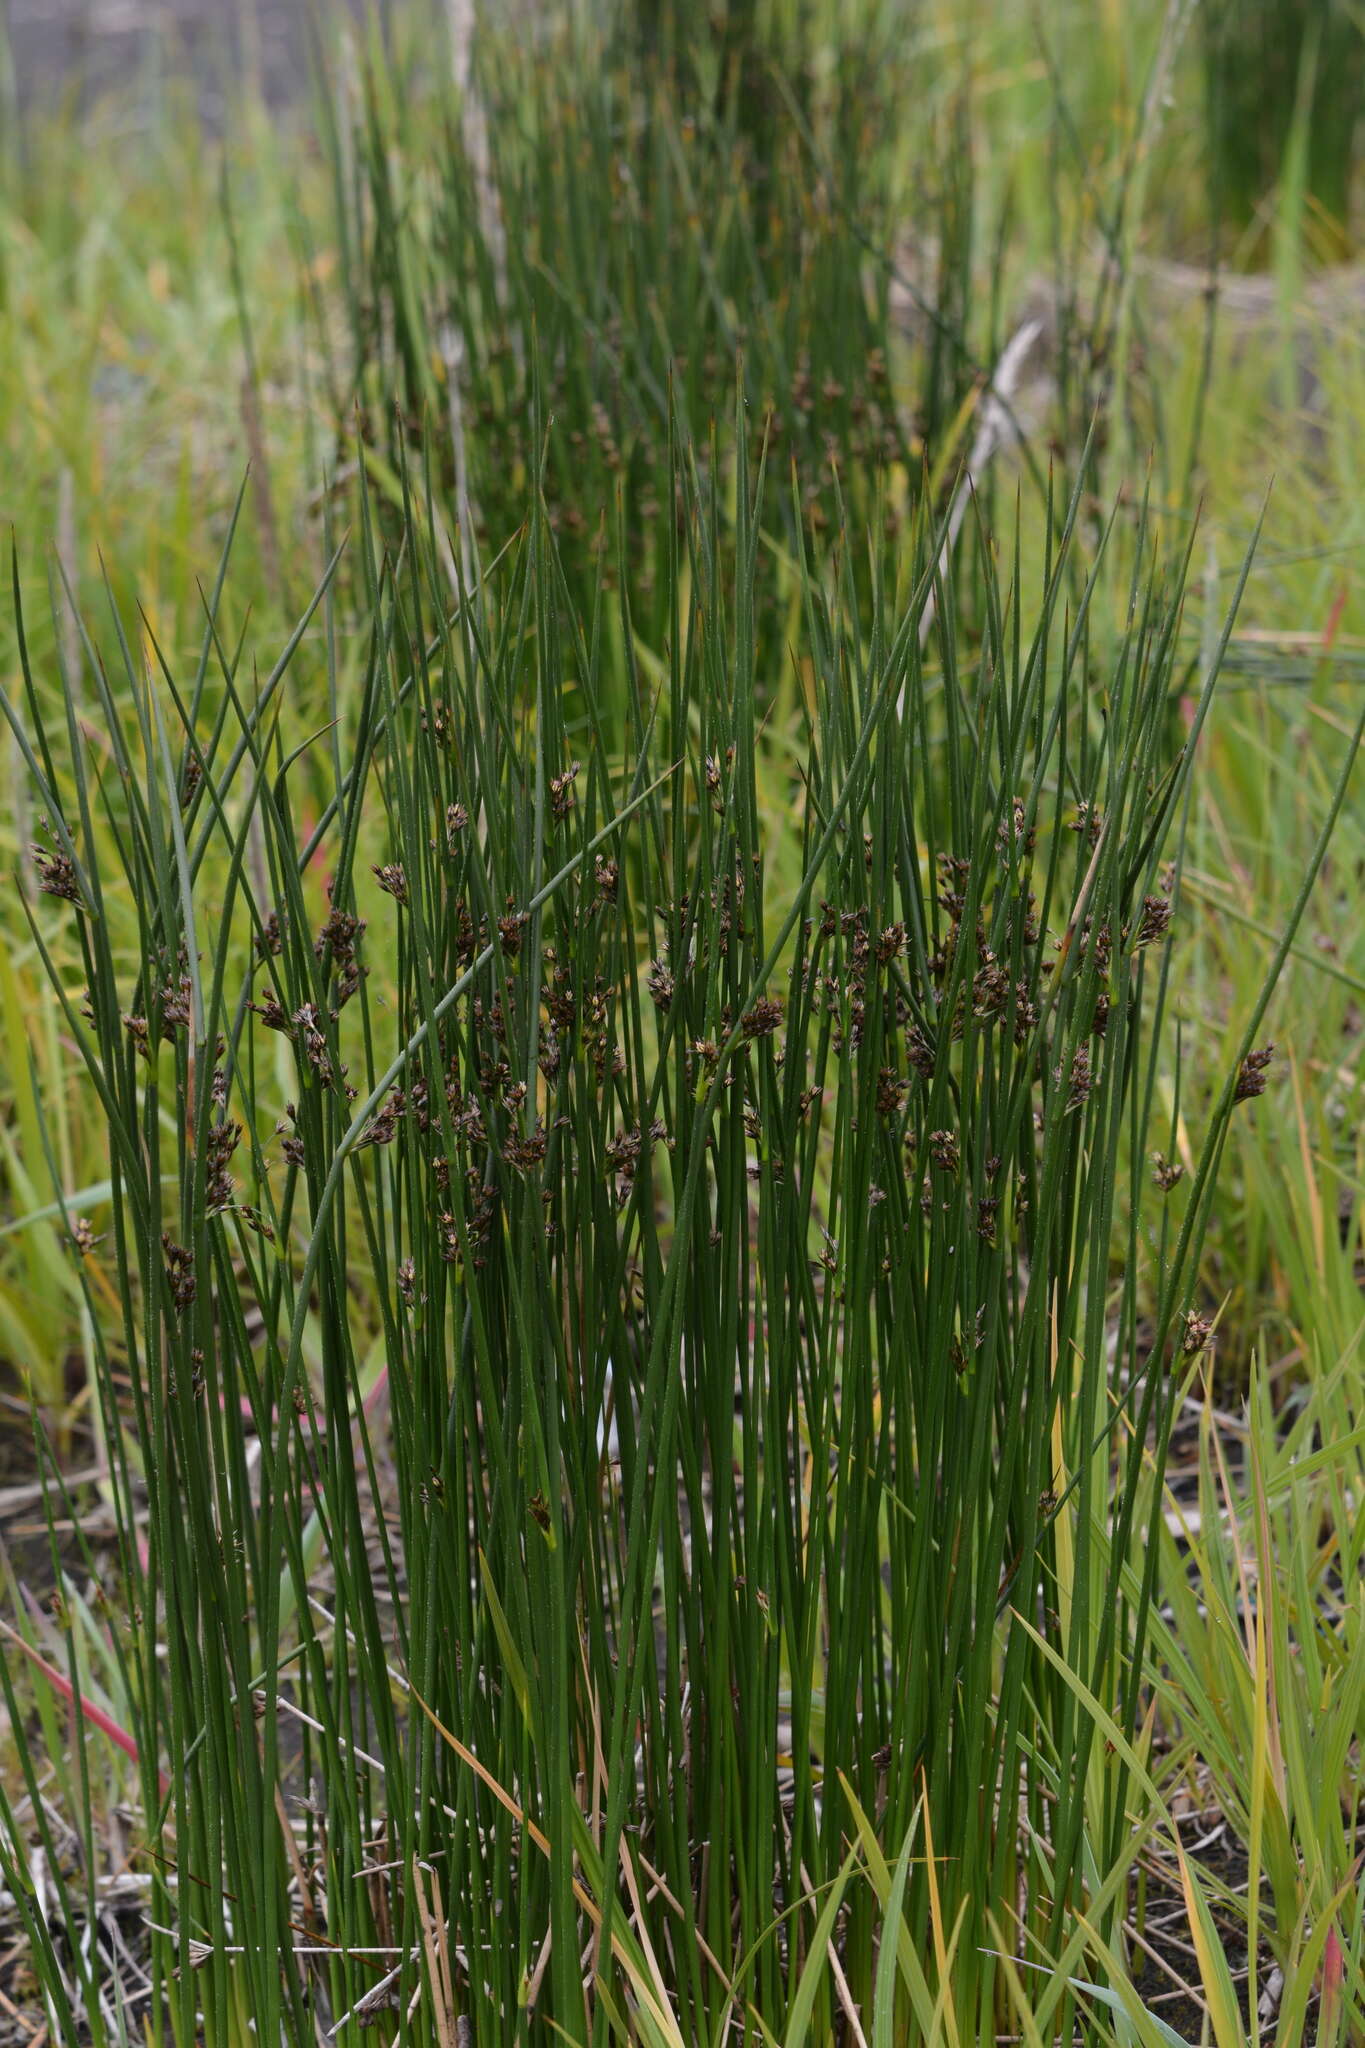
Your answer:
4,402 -> 1334,2041
1201,0 -> 1364,258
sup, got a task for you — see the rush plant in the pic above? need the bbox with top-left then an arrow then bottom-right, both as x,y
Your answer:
2,380 -> 1356,2045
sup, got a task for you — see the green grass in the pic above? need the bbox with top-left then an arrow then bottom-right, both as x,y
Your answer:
1,3 -> 1365,2042
1200,0 -> 1364,262
4,378 -> 1309,2046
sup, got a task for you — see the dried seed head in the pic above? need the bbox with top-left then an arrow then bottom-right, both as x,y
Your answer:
1234,1044 -> 1275,1103
1182,1311 -> 1213,1355
936,852 -> 969,920
549,761 -> 581,821
161,1234 -> 197,1313
1011,984 -> 1040,1047
972,954 -> 1010,1020
204,1119 -> 242,1214
1011,892 -> 1041,948
251,988 -> 290,1032
69,1217 -> 104,1257
122,1012 -> 151,1059
1078,918 -> 1112,971
741,996 -> 783,1039
277,1112 -> 308,1169
314,902 -> 367,1009
372,862 -> 408,904
538,1031 -> 562,1083
594,856 -> 619,905
1152,1153 -> 1184,1192
875,1067 -> 907,1118
929,1130 -> 960,1173
30,827 -> 81,905
949,1308 -> 985,1374
997,797 -> 1034,858
1133,895 -> 1172,948
357,1088 -> 406,1149
503,1121 -> 548,1173
542,969 -> 576,1032
1065,1045 -> 1093,1111
1070,801 -> 1103,847
605,1125 -> 644,1177
708,746 -> 738,809
907,1025 -> 936,1080
159,974 -> 193,1041
647,957 -> 674,1011
314,904 -> 365,966
292,1003 -> 335,1088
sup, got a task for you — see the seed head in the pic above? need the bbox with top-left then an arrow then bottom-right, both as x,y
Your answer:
549,761 -> 581,821
69,1217 -> 104,1257
372,862 -> 408,904
204,1119 -> 242,1214
1065,1045 -> 1093,1111
741,996 -> 783,1039
161,1235 -> 197,1314
122,1013 -> 152,1059
31,835 -> 81,904
647,958 -> 674,1011
594,856 -> 619,905
1234,1044 -> 1275,1104
251,989 -> 290,1032
929,1129 -> 960,1173
1133,895 -> 1173,948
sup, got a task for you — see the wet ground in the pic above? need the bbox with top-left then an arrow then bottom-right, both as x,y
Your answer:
4,0 -> 389,121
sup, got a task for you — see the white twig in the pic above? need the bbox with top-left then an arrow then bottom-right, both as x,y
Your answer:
917,317 -> 1045,654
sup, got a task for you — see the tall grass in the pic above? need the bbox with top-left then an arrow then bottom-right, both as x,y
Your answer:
3,372 -> 1356,2043
4,7 -> 1365,2045
1199,0 -> 1363,262
316,3 -> 987,632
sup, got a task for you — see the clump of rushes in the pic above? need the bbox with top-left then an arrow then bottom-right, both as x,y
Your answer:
316,4 -> 980,676
0,406 -> 1359,2048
